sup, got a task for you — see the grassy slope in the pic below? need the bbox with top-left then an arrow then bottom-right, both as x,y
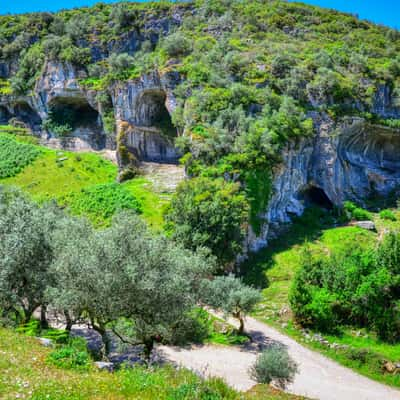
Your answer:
0,128 -> 167,230
243,209 -> 400,387
0,328 -> 304,400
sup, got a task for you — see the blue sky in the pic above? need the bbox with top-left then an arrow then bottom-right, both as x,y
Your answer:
1,1 -> 399,29
291,0 -> 399,29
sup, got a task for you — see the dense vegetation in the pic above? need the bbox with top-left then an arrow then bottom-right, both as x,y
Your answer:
243,207 -> 400,387
1,0 -> 400,394
0,187 -> 260,361
0,133 -> 41,178
1,0 -> 399,241
290,232 -> 400,343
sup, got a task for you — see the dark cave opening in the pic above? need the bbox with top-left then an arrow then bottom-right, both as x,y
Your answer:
302,186 -> 334,210
48,97 -> 101,131
136,90 -> 176,137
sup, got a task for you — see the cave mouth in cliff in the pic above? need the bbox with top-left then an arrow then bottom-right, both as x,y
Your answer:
302,186 -> 333,210
48,97 -> 101,131
136,90 -> 176,137
13,102 -> 42,130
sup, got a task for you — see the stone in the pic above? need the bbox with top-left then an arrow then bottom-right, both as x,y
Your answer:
94,361 -> 115,372
355,221 -> 376,231
383,361 -> 397,373
37,337 -> 53,347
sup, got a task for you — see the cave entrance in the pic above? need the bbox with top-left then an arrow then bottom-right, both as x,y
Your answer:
302,186 -> 333,210
48,97 -> 101,132
136,90 -> 176,137
0,106 -> 11,124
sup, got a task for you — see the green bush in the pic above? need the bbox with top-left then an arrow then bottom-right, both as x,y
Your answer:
380,209 -> 396,221
249,345 -> 298,389
162,32 -> 192,58
0,134 -> 41,178
290,232 -> 400,342
47,338 -> 91,370
165,177 -> 249,267
344,201 -> 372,221
65,183 -> 142,225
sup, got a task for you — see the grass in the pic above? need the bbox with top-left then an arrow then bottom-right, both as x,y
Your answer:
243,207 -> 400,388
0,127 -> 168,229
0,327 -> 305,400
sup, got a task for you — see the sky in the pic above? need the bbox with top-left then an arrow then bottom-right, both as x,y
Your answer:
0,0 -> 399,30
290,0 -> 399,29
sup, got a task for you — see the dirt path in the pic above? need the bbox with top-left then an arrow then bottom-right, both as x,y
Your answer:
159,316 -> 400,400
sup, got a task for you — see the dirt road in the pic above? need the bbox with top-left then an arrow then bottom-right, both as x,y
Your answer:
159,316 -> 400,400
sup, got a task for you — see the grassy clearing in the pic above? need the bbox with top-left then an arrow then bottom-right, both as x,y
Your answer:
0,327 -> 305,400
243,207 -> 400,387
0,128 -> 168,229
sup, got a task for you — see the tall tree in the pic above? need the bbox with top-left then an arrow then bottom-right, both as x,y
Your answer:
0,187 -> 59,324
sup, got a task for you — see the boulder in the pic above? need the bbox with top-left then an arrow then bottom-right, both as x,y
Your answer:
355,221 -> 376,231
37,337 -> 53,347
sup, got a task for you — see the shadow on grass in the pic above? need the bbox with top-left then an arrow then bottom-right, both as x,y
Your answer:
240,207 -> 336,289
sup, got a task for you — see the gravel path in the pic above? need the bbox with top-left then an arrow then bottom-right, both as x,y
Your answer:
159,316 -> 400,400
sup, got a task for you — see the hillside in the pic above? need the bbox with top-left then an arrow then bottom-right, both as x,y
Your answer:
0,0 -> 400,247
1,1 -> 400,399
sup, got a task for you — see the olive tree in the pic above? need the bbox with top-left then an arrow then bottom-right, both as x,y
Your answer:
0,187 -> 59,325
201,275 -> 262,334
49,212 -> 215,360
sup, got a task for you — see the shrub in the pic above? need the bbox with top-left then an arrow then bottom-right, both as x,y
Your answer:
108,53 -> 135,75
344,201 -> 371,221
165,177 -> 249,267
380,209 -> 396,221
162,32 -> 192,58
65,183 -> 142,225
47,338 -> 91,370
290,232 -> 400,342
0,134 -> 41,178
249,345 -> 298,389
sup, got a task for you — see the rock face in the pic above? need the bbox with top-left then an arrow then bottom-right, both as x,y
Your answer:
248,114 -> 400,250
1,59 -> 400,251
112,70 -> 180,165
1,62 -> 180,163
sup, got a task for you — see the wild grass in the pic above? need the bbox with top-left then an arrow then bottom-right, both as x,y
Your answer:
0,129 -> 168,229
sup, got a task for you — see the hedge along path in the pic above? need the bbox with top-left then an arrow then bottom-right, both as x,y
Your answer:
159,315 -> 400,400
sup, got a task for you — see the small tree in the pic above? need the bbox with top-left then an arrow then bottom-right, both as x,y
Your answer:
165,177 -> 249,268
202,275 -> 261,334
249,345 -> 298,389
